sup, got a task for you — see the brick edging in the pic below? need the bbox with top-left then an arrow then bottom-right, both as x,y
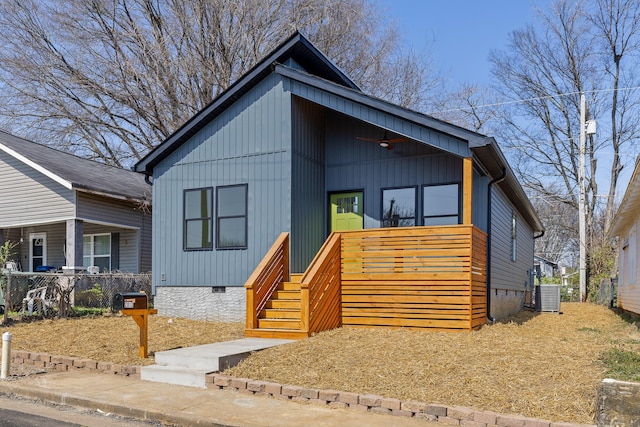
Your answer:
9,351 -> 593,427
10,350 -> 141,377
205,373 -> 595,427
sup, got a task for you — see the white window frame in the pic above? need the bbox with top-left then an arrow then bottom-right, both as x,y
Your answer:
29,232 -> 47,272
83,233 -> 111,271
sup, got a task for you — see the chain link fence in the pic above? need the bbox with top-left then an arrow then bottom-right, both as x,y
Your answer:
1,271 -> 152,319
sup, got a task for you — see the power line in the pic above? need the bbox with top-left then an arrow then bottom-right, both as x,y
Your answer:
428,85 -> 640,115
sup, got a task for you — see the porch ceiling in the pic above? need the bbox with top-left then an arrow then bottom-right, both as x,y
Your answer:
277,64 -> 474,158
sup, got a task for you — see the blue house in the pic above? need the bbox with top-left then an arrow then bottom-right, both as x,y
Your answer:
135,32 -> 543,335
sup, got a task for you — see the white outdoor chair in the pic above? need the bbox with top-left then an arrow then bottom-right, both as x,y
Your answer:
1,262 -> 18,274
87,266 -> 99,274
22,286 -> 49,316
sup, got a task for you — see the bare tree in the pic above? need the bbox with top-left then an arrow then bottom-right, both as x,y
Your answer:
589,0 -> 640,231
530,189 -> 578,267
0,0 -> 440,167
430,83 -> 501,133
490,0 -> 640,285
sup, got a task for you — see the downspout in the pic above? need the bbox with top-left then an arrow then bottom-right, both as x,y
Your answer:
486,168 -> 507,323
144,174 -> 153,186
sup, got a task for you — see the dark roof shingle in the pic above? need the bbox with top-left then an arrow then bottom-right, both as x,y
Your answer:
0,130 -> 149,202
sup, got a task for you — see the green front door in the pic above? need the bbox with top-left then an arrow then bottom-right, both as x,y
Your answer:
330,192 -> 364,231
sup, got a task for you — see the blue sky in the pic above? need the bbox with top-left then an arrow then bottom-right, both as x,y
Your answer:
377,0 -> 551,86
376,0 -> 636,200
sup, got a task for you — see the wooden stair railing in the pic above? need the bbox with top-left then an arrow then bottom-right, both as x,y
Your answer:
245,232 -> 343,339
300,232 -> 342,335
244,232 -> 289,331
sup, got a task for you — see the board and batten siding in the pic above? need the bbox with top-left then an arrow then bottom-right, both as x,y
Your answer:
286,77 -> 472,158
291,97 -> 326,272
489,184 -> 534,292
152,74 -> 292,288
618,221 -> 640,315
324,111 -> 465,228
0,151 -> 75,227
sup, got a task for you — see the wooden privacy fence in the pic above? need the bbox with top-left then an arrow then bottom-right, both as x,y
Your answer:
341,225 -> 487,331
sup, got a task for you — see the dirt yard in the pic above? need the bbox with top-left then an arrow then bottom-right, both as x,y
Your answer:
2,303 -> 639,424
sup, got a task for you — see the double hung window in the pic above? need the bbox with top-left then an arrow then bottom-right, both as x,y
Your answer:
216,184 -> 248,249
382,187 -> 416,227
83,234 -> 111,272
184,188 -> 213,250
423,184 -> 460,226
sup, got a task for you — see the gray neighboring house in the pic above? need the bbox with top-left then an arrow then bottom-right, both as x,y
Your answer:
135,32 -> 543,324
0,131 -> 151,273
534,255 -> 558,280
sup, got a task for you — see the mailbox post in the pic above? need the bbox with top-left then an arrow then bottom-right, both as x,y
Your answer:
115,293 -> 157,358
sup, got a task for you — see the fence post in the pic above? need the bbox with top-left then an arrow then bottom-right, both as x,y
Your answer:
3,273 -> 10,323
1,332 -> 11,378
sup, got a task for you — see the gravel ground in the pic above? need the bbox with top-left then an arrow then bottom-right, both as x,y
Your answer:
1,303 -> 639,424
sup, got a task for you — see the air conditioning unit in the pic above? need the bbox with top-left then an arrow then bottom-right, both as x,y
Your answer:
535,285 -> 561,312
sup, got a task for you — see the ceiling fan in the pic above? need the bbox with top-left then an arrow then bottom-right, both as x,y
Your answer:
356,132 -> 407,149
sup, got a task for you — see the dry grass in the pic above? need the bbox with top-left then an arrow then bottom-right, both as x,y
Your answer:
2,303 -> 639,424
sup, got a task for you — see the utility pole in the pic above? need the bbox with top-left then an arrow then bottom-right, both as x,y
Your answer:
578,93 -> 587,302
578,93 -> 596,302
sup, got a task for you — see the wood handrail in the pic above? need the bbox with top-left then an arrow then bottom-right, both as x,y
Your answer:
300,232 -> 342,334
244,232 -> 289,329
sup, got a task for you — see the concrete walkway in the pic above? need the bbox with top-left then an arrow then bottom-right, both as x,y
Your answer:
141,338 -> 294,388
0,370 -> 439,427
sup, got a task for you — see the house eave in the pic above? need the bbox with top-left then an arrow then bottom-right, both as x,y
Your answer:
74,186 -> 150,207
470,137 -> 544,233
0,141 -> 73,190
610,155 -> 640,237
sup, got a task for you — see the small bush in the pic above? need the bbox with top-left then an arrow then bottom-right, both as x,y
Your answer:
74,283 -> 103,308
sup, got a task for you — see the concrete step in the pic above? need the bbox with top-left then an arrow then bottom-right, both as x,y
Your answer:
142,338 -> 294,388
141,365 -> 209,388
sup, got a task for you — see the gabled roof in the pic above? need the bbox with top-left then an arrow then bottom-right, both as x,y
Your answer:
274,64 -> 543,233
611,156 -> 640,237
0,130 -> 149,202
134,31 -> 542,233
135,31 -> 357,174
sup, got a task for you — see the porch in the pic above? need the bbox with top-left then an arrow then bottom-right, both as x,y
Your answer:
245,225 -> 487,339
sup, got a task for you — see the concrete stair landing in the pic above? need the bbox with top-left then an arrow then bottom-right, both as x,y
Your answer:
141,338 -> 293,388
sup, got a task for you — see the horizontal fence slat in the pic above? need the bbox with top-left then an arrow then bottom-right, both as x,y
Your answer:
343,316 -> 470,329
339,226 -> 487,332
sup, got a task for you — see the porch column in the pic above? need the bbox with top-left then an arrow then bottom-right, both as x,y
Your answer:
64,219 -> 84,273
463,157 -> 473,225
